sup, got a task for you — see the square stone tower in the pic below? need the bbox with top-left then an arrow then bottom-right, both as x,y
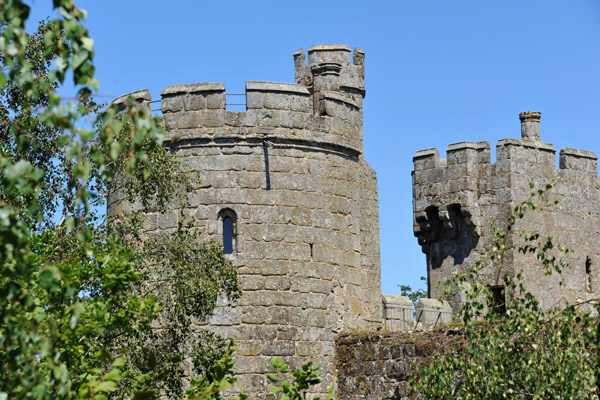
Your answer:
413,112 -> 600,312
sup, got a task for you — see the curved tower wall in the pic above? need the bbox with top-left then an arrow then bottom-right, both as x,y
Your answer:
110,45 -> 382,396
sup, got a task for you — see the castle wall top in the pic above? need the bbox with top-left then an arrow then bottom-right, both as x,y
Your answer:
113,45 -> 367,156
413,112 -> 598,177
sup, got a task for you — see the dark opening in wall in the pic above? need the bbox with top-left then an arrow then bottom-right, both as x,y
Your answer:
422,204 -> 479,271
223,217 -> 233,254
218,208 -> 237,255
586,256 -> 592,293
490,286 -> 506,315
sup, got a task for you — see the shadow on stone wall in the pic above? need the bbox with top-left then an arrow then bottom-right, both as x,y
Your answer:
422,204 -> 479,271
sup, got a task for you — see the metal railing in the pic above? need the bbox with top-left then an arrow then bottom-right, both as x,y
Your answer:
148,99 -> 161,112
226,93 -> 246,107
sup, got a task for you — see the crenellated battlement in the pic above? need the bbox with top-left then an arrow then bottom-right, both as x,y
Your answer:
412,111 -> 600,311
114,46 -> 366,156
414,139 -> 598,177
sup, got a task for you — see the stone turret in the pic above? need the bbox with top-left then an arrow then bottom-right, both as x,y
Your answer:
519,111 -> 541,140
109,45 -> 381,398
413,111 -> 600,312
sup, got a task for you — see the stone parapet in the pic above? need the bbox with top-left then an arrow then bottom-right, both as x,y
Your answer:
382,295 -> 414,331
446,141 -> 491,165
560,147 -> 598,174
157,77 -> 364,154
161,82 -> 226,113
113,89 -> 151,115
415,298 -> 452,329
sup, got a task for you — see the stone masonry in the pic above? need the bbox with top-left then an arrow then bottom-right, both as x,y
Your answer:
413,111 -> 600,312
110,43 -> 600,399
110,44 -> 383,398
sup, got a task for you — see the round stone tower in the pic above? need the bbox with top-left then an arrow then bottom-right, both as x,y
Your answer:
110,44 -> 382,397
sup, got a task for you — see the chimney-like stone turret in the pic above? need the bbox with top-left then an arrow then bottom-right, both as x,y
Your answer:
519,111 -> 541,140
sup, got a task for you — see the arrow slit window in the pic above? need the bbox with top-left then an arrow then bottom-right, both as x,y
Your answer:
219,208 -> 237,255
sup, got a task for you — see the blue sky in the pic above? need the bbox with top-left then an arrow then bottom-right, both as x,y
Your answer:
28,0 -> 600,295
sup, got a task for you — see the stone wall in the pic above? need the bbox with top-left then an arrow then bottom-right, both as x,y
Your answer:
412,112 -> 600,311
336,329 -> 460,399
109,45 -> 383,398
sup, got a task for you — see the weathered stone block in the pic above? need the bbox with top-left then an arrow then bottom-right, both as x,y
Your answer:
241,306 -> 289,325
184,93 -> 206,110
161,95 -> 183,113
262,341 -> 295,356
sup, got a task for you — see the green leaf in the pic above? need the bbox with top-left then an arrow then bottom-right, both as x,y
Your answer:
72,49 -> 88,70
95,381 -> 116,393
112,358 -> 125,368
102,368 -> 121,382
271,357 -> 283,368
270,386 -> 282,394
90,78 -> 100,91
69,302 -> 84,329
81,36 -> 94,51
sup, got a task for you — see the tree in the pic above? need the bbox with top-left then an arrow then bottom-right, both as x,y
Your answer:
398,276 -> 427,304
0,1 -> 240,399
412,181 -> 600,399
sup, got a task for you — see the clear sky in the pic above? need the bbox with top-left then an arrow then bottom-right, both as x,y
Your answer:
27,0 -> 600,295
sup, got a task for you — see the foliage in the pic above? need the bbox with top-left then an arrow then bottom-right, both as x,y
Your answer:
413,180 -> 600,399
398,276 -> 427,304
186,341 -> 247,400
0,1 -> 240,399
266,357 -> 336,400
120,224 -> 241,398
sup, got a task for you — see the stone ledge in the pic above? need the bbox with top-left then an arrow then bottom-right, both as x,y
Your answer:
161,82 -> 225,96
413,148 -> 440,159
308,44 -> 351,53
560,147 -> 598,160
497,138 -> 556,152
113,89 -> 151,105
319,91 -> 359,108
246,81 -> 310,95
447,141 -> 490,152
382,294 -> 413,307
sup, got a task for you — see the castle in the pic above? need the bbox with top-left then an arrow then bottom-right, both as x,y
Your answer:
413,111 -> 600,312
110,44 -> 599,398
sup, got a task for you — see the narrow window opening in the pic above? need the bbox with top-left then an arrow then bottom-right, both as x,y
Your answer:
223,217 -> 233,254
218,208 -> 237,255
490,286 -> 506,315
586,256 -> 592,293
309,243 -> 313,260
